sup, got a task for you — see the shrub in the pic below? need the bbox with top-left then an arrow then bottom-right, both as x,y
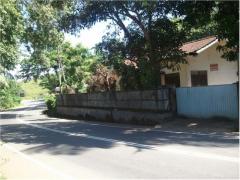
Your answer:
86,65 -> 120,92
44,94 -> 56,112
0,80 -> 21,109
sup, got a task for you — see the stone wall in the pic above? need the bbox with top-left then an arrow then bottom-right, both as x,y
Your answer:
56,88 -> 175,124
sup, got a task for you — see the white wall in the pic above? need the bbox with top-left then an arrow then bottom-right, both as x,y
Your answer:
164,43 -> 238,87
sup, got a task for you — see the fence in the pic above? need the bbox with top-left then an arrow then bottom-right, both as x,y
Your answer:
176,84 -> 238,120
56,88 -> 174,124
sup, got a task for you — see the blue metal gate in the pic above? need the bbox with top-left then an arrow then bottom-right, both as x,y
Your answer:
176,84 -> 238,120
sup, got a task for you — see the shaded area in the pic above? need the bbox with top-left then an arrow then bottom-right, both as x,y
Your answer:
1,123 -> 116,155
27,120 -> 239,147
0,117 -> 238,156
10,104 -> 46,112
0,114 -> 18,119
0,100 -> 45,113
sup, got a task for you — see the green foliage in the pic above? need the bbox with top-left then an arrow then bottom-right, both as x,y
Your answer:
177,1 -> 239,61
0,79 -> 21,109
40,74 -> 59,92
44,94 -> 56,112
21,0 -> 73,66
214,2 -> 239,61
19,80 -> 49,100
96,23 -> 186,90
0,0 -> 24,70
0,75 -> 8,88
181,21 -> 217,43
20,56 -> 51,80
118,65 -> 141,90
63,1 -> 187,89
59,43 -> 98,92
20,42 -> 98,93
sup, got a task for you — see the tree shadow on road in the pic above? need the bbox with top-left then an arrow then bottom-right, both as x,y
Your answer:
0,116 -> 238,156
1,123 -> 118,155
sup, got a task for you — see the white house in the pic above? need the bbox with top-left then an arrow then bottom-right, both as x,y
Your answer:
162,36 -> 238,87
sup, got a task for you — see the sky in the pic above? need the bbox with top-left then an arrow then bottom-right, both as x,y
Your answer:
64,22 -> 108,49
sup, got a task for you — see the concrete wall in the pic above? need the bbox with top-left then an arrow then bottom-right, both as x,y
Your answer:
163,43 -> 238,87
56,88 -> 174,124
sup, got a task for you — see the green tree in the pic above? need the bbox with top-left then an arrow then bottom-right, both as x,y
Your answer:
0,0 -> 23,109
63,1 -> 186,89
21,0 -> 65,66
18,0 -> 75,91
21,42 -> 98,93
0,79 -> 21,109
58,43 -> 98,92
0,0 -> 23,70
95,35 -> 142,90
176,1 -> 239,61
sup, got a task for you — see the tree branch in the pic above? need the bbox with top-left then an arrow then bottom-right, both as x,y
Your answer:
107,14 -> 131,39
120,5 -> 150,42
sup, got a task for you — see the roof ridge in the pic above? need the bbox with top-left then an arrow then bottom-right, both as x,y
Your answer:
183,35 -> 217,45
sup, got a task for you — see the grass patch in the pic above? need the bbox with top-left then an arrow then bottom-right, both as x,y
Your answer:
19,80 -> 49,100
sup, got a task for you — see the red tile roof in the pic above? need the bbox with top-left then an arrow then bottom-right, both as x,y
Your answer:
181,36 -> 217,53
124,36 -> 218,68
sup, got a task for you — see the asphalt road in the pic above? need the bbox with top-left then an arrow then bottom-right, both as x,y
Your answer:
0,100 -> 239,179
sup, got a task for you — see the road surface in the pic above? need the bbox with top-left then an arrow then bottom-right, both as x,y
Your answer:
0,100 -> 239,179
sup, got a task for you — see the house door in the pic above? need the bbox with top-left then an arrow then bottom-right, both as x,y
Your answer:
165,73 -> 180,87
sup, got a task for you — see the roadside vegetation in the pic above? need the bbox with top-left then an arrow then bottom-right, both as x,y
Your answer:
0,76 -> 21,110
19,80 -> 49,100
44,94 -> 57,115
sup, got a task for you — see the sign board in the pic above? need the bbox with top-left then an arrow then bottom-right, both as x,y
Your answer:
210,64 -> 218,71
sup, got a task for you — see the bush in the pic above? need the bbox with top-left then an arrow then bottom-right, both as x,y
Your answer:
44,94 -> 56,112
86,65 -> 120,92
0,80 -> 21,109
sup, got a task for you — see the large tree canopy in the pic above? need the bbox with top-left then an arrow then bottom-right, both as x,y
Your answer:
62,1 -> 186,88
0,0 -> 23,70
63,1 -> 239,61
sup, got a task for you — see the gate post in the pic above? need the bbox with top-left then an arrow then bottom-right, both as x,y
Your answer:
169,87 -> 177,113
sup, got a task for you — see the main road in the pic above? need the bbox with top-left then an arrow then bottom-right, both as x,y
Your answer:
0,100 -> 239,179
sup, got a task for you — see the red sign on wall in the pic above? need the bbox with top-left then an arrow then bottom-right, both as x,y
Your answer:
210,64 -> 218,71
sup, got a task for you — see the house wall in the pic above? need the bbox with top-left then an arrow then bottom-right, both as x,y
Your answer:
164,43 -> 238,87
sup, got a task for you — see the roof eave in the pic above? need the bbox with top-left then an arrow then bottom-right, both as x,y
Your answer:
195,39 -> 218,54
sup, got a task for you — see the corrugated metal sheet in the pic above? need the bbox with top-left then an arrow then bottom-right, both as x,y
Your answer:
176,84 -> 238,120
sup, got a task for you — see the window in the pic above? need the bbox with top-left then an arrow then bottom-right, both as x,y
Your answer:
191,70 -> 208,87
